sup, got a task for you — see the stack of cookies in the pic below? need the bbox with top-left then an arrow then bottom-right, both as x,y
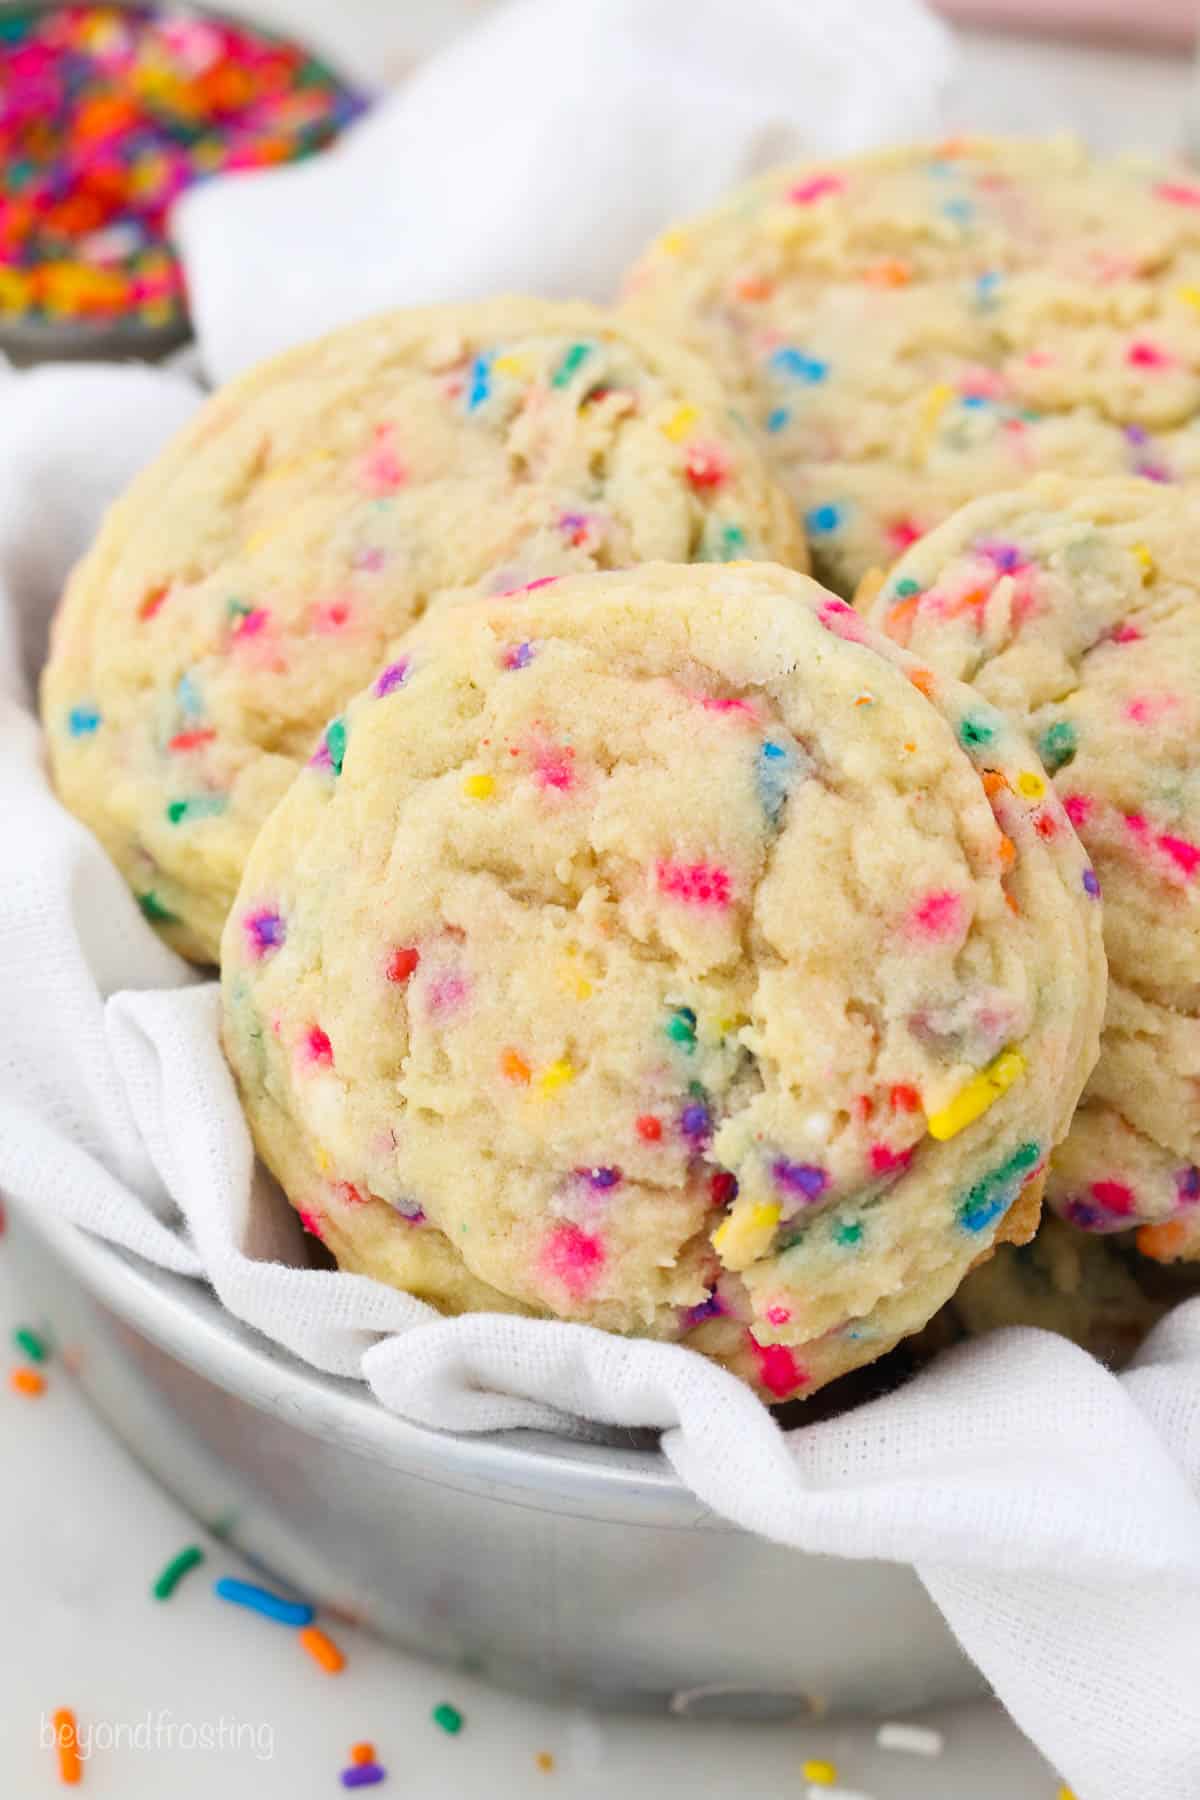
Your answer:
42,138 -> 1200,1404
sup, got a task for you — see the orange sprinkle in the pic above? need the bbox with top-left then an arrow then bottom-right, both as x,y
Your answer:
1005,891 -> 1021,915
883,595 -> 919,643
1137,1218 -> 1191,1262
981,769 -> 1009,798
501,1048 -> 531,1084
945,585 -> 989,618
908,667 -> 936,698
53,1709 -> 82,1785
10,1367 -> 45,1397
997,835 -> 1016,869
350,1742 -> 376,1766
297,1625 -> 345,1674
863,257 -> 912,288
734,273 -> 773,301
536,1751 -> 556,1772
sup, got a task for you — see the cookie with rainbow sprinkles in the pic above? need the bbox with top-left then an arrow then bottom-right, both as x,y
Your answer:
623,136 -> 1200,596
41,298 -> 802,962
866,475 -> 1200,1262
220,561 -> 1104,1402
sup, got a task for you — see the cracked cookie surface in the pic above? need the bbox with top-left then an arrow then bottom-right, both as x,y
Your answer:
42,298 -> 801,962
220,561 -> 1103,1401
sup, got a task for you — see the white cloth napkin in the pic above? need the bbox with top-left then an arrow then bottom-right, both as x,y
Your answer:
4,6 -> 1200,1797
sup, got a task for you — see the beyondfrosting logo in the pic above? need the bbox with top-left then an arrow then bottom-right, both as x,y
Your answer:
40,1710 -> 275,1762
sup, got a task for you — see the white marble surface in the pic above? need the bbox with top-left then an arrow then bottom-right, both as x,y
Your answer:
3,13 -> 1193,1798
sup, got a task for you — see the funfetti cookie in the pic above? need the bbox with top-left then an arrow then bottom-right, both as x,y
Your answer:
623,137 -> 1200,596
41,298 -> 802,963
865,475 -> 1200,1261
220,562 -> 1104,1403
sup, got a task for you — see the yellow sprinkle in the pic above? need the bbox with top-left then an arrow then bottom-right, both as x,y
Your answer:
712,1200 -> 781,1271
663,405 -> 698,443
1016,770 -> 1046,801
463,773 -> 496,800
493,354 -> 530,377
315,1145 -> 332,1173
539,1059 -> 575,1097
716,1012 -> 749,1037
1131,542 -> 1155,579
914,382 -> 954,459
244,516 -> 290,555
1057,1789 -> 1077,1800
658,229 -> 688,256
926,1047 -> 1026,1142
803,1761 -> 838,1787
1174,284 -> 1200,310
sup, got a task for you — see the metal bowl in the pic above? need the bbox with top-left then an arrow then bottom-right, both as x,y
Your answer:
5,1201 -> 982,1720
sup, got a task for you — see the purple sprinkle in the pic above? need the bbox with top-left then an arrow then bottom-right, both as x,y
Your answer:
682,1289 -> 726,1328
579,1166 -> 622,1190
1062,1198 -> 1106,1232
503,641 -> 535,670
974,538 -> 1023,572
1124,424 -> 1149,446
245,908 -> 285,957
772,1159 -> 829,1201
374,659 -> 410,697
394,1197 -> 426,1223
341,1765 -> 386,1789
308,739 -> 332,771
1083,868 -> 1101,898
680,1102 -> 711,1139
1177,1166 -> 1200,1206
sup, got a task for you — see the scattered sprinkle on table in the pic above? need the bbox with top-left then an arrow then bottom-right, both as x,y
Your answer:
298,1623 -> 345,1673
432,1702 -> 464,1735
0,2 -> 366,340
803,1761 -> 839,1786
536,1750 -> 555,1773
340,1761 -> 385,1790
212,1576 -> 314,1627
152,1544 -> 205,1600
10,1365 -> 45,1397
52,1707 -> 82,1785
13,1325 -> 49,1361
349,1744 -> 376,1766
876,1722 -> 945,1757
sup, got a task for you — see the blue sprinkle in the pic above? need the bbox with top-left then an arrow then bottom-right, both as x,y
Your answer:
957,1142 -> 1040,1234
805,503 -> 843,535
466,353 -> 493,412
769,347 -> 828,384
942,197 -> 974,225
67,704 -> 101,736
766,407 -> 791,434
1177,1166 -> 1200,1202
975,270 -> 1002,303
213,1578 -> 314,1627
960,393 -> 989,409
176,673 -> 203,718
756,740 -> 793,827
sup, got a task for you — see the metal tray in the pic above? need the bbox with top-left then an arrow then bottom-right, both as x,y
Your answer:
4,1201 -> 983,1720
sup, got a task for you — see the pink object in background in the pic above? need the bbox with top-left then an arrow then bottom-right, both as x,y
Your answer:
935,0 -> 1196,48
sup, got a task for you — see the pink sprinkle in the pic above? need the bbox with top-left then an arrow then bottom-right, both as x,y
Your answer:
1126,340 -> 1172,369
298,1208 -> 325,1241
1124,812 -> 1150,842
313,596 -> 352,634
232,608 -> 269,640
1156,180 -> 1200,208
656,860 -> 733,908
304,1025 -> 333,1066
817,597 -> 870,644
534,746 -> 575,791
685,442 -> 730,490
908,888 -> 965,942
1125,692 -> 1177,725
426,971 -> 470,1016
541,1221 -> 605,1299
1091,1179 -> 1135,1217
747,1334 -> 808,1399
765,1304 -> 791,1326
360,423 -> 407,496
1063,794 -> 1092,828
788,173 -> 844,205
870,1143 -> 913,1175
352,547 -> 386,573
1024,349 -> 1056,369
959,365 -> 1008,401
1159,833 -> 1200,877
695,693 -> 758,719
1110,622 -> 1143,645
887,517 -> 923,552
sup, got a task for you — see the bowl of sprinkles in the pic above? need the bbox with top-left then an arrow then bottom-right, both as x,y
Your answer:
0,1 -> 366,359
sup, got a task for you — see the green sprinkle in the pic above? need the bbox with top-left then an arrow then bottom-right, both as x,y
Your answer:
958,1141 -> 1040,1234
152,1544 -> 206,1600
325,716 -> 347,776
893,577 -> 921,598
551,341 -> 592,388
166,795 -> 228,825
666,1006 -> 697,1049
13,1327 -> 48,1363
226,597 -> 253,618
432,1703 -> 464,1735
138,891 -> 178,925
959,712 -> 996,749
1038,718 -> 1077,773
832,1220 -> 863,1248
